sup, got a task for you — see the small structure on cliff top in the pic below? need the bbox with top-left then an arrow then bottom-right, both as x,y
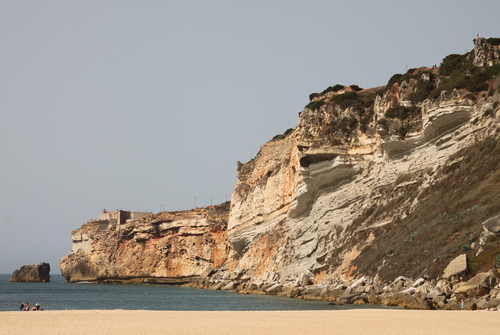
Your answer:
10,262 -> 51,282
98,209 -> 153,227
70,210 -> 154,254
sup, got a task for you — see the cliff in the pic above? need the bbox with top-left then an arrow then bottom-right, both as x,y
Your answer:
226,37 -> 500,284
11,262 -> 51,282
61,37 -> 500,308
60,204 -> 231,283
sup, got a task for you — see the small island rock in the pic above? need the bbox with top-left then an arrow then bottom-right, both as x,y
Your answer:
10,262 -> 50,282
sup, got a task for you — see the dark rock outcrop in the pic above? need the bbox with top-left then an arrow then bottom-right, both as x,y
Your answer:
10,262 -> 50,282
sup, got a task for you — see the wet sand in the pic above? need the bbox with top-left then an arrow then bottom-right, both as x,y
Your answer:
1,309 -> 498,335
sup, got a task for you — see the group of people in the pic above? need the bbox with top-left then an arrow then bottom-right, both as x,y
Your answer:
19,302 -> 43,311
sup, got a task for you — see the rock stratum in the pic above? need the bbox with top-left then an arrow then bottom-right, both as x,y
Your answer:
60,206 -> 230,283
61,37 -> 500,309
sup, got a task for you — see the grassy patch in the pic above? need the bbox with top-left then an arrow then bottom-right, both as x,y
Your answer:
351,136 -> 500,281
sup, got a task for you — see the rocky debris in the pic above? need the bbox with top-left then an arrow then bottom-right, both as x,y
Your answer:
482,215 -> 500,237
185,268 -> 500,310
199,266 -> 214,280
442,254 -> 468,280
453,272 -> 496,300
10,262 -> 50,282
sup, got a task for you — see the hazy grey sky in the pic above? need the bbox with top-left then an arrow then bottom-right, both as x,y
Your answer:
1,0 -> 498,274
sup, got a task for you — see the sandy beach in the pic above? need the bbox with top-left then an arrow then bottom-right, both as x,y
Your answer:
1,309 -> 498,335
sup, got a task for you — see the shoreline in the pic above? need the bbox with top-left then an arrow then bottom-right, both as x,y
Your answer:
2,309 -> 499,335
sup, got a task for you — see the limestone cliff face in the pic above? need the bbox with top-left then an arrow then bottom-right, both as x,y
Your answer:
229,138 -> 300,256
61,38 -> 500,288
60,204 -> 231,283
227,37 -> 500,284
473,37 -> 500,68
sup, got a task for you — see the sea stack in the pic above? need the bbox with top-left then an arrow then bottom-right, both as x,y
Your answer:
10,262 -> 51,282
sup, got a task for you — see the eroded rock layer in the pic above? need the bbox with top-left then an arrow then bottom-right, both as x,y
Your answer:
60,204 -> 231,283
227,38 -> 500,286
61,38 -> 500,308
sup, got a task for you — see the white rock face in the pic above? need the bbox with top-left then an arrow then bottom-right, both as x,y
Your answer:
473,37 -> 500,68
71,233 -> 92,254
442,254 -> 468,279
228,138 -> 300,255
227,52 -> 499,284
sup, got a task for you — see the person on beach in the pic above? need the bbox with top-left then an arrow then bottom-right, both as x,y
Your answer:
31,303 -> 43,311
461,300 -> 465,310
19,302 -> 26,311
24,302 -> 30,311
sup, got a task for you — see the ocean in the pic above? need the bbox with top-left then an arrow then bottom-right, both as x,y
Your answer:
0,274 -> 386,312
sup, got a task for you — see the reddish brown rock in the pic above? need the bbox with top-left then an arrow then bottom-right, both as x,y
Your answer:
60,204 -> 232,283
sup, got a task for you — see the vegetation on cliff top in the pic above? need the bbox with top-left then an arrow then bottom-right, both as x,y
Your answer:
303,38 -> 499,142
486,37 -> 500,46
271,127 -> 295,141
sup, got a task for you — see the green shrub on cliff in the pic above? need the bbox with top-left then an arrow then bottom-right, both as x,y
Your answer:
429,51 -> 490,98
386,73 -> 403,88
271,128 -> 295,141
331,91 -> 359,109
386,68 -> 417,89
385,105 -> 420,120
305,99 -> 326,111
466,72 -> 489,92
407,75 -> 435,102
327,116 -> 358,136
486,37 -> 500,46
485,63 -> 500,78
321,84 -> 344,95
308,92 -> 320,101
439,53 -> 473,77
349,85 -> 364,92
377,118 -> 388,126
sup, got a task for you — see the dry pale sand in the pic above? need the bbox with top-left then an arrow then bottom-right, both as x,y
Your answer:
1,309 -> 498,335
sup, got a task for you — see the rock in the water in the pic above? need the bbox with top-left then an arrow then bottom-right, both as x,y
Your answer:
10,262 -> 50,282
442,254 -> 468,279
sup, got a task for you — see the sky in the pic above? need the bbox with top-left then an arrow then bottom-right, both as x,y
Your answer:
1,0 -> 499,274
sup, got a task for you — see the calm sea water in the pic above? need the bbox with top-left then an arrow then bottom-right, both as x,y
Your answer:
0,274 -> 387,312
